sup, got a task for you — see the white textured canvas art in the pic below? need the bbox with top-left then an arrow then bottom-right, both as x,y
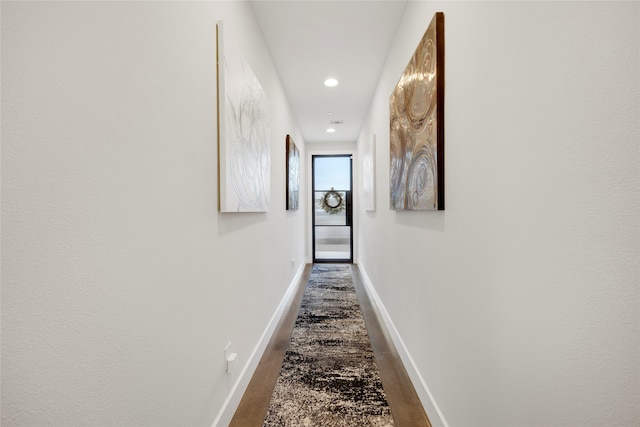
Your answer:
216,21 -> 270,212
362,135 -> 376,211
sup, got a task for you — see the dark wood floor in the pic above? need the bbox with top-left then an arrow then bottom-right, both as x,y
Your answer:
230,264 -> 431,427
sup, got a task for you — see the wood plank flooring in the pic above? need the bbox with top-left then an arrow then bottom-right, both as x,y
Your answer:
229,264 -> 431,427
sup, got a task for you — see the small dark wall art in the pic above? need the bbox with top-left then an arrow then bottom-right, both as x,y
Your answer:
390,12 -> 445,211
286,135 -> 300,210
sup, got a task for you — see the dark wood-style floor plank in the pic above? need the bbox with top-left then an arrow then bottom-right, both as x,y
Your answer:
351,265 -> 432,427
229,264 -> 312,427
230,263 -> 431,427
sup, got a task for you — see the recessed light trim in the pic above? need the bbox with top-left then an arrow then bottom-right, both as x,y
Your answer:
324,78 -> 339,87
326,128 -> 336,133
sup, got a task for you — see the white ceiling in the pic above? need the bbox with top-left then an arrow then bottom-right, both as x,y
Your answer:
251,1 -> 408,144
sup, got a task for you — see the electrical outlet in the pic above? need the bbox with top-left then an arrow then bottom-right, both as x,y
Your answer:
291,258 -> 296,267
224,342 -> 237,373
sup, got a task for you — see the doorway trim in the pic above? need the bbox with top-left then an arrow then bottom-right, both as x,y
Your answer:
312,154 -> 353,263
306,149 -> 357,264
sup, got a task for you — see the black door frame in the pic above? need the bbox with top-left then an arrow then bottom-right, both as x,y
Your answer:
311,154 -> 353,264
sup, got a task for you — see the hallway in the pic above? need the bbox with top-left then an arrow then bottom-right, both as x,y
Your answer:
2,2 -> 638,426
230,264 -> 430,427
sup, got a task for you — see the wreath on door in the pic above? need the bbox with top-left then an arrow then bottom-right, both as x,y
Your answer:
319,188 -> 345,215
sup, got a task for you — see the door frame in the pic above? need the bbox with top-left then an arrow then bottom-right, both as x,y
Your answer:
306,149 -> 357,264
311,154 -> 353,263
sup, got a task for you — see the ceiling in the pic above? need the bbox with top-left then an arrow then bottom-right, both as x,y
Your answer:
251,1 -> 408,144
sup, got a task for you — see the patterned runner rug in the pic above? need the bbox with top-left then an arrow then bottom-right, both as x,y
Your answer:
263,264 -> 395,427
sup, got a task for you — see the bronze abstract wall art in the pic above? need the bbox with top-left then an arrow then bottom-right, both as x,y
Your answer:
390,12 -> 444,211
286,135 -> 300,210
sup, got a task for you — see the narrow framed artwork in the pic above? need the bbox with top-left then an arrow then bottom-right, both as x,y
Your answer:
216,21 -> 270,212
390,12 -> 445,211
285,135 -> 300,210
362,134 -> 376,211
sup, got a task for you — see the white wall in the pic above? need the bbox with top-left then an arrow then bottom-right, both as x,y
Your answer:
1,2 -> 306,426
357,2 -> 639,426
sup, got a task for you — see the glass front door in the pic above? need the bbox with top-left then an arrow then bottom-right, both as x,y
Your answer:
312,155 -> 352,263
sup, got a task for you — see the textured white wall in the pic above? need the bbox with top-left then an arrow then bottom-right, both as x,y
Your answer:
357,2 -> 639,426
1,2 -> 306,426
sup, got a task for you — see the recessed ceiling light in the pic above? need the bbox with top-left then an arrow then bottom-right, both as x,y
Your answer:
326,128 -> 336,133
324,78 -> 339,87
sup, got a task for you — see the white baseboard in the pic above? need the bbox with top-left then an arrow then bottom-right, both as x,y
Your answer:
211,262 -> 306,427
357,259 -> 450,427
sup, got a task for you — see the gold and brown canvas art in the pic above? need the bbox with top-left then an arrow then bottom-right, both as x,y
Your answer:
390,12 -> 444,211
